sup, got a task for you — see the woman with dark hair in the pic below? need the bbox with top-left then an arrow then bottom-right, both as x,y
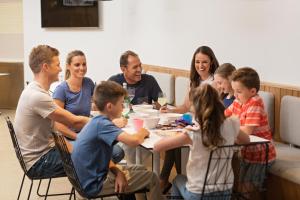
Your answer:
161,46 -> 219,114
159,46 -> 219,193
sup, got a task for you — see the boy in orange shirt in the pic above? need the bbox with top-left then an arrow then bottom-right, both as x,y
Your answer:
225,67 -> 276,186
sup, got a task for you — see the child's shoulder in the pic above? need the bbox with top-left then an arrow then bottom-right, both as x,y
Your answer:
248,95 -> 264,106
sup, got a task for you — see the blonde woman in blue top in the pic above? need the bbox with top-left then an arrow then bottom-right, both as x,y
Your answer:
53,50 -> 125,163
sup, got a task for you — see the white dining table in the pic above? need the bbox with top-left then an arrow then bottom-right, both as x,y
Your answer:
123,124 -> 270,176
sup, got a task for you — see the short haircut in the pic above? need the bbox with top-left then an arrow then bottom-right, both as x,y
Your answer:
29,45 -> 59,74
119,50 -> 139,67
93,81 -> 127,111
232,67 -> 260,92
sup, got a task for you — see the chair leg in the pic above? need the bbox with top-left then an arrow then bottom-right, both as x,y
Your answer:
144,192 -> 147,200
69,187 -> 74,200
37,179 -> 43,197
27,180 -> 33,200
17,173 -> 26,200
43,178 -> 52,200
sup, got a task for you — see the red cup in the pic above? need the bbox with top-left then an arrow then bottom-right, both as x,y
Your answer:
133,118 -> 144,131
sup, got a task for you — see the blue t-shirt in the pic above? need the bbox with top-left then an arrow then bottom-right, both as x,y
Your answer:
223,95 -> 235,108
52,77 -> 95,117
71,115 -> 123,197
108,73 -> 162,105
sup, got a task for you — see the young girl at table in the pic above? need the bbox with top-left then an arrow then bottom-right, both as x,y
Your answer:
225,67 -> 276,187
53,50 -> 125,163
159,46 -> 219,193
154,84 -> 250,199
214,63 -> 236,108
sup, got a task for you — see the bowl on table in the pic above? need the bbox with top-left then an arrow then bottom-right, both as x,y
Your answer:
132,104 -> 154,112
142,116 -> 160,129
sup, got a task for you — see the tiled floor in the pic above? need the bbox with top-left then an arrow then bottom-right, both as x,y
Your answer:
0,109 -> 176,200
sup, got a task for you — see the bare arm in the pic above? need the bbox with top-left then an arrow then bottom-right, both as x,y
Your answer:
53,99 -> 77,139
154,132 -> 192,152
48,106 -> 89,130
240,125 -> 255,135
116,128 -> 149,146
109,161 -> 128,193
235,130 -> 250,144
160,91 -> 190,114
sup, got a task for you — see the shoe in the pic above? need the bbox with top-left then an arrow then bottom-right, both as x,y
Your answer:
162,182 -> 172,194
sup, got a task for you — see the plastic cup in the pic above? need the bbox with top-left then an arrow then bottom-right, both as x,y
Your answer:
133,118 -> 144,131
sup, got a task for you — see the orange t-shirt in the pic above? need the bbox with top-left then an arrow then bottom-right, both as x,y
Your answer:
225,95 -> 276,163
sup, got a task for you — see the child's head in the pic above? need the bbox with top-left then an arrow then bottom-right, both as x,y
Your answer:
231,67 -> 260,104
190,84 -> 226,148
214,63 -> 236,95
93,81 -> 127,118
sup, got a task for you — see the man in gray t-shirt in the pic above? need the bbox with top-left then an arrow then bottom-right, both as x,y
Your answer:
14,45 -> 89,178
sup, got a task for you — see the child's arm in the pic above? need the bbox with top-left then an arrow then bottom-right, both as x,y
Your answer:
153,132 -> 192,152
235,130 -> 250,144
240,125 -> 255,135
109,161 -> 128,193
112,117 -> 128,128
116,128 -> 149,146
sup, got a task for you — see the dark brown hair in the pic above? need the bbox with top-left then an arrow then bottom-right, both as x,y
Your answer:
191,84 -> 226,148
119,50 -> 139,67
29,45 -> 59,73
65,50 -> 85,80
231,67 -> 260,92
93,81 -> 127,111
190,46 -> 219,89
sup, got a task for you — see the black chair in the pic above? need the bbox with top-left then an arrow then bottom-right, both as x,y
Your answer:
5,116 -> 70,200
51,131 -> 149,200
200,142 -> 270,200
164,142 -> 269,200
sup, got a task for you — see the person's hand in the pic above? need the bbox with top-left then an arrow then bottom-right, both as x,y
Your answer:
113,117 -> 128,128
114,170 -> 128,193
139,128 -> 150,138
159,105 -> 169,113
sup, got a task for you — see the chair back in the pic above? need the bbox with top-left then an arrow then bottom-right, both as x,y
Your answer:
202,142 -> 270,199
201,145 -> 238,199
5,116 -> 28,174
51,131 -> 87,198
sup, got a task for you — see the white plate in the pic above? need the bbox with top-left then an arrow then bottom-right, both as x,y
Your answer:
159,113 -> 182,123
132,104 -> 153,110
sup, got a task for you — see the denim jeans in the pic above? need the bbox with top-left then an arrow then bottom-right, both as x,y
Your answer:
171,175 -> 232,200
27,147 -> 65,179
111,143 -> 125,164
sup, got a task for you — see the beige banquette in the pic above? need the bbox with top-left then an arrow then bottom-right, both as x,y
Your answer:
143,64 -> 300,200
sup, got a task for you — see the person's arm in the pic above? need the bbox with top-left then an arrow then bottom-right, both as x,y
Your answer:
235,130 -> 250,144
160,92 -> 190,114
116,128 -> 149,146
109,161 -> 128,193
48,106 -> 90,130
154,132 -> 192,152
112,117 -> 128,128
53,99 -> 77,140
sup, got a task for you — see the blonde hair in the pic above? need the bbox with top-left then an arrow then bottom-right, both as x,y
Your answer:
65,50 -> 85,80
191,84 -> 226,148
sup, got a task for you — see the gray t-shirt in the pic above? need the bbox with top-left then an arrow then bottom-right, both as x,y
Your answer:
14,81 -> 57,170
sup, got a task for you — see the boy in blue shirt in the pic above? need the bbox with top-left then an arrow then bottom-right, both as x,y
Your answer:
71,80 -> 163,199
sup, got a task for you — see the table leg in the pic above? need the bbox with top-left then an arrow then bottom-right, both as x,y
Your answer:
136,146 -> 142,165
153,151 -> 160,175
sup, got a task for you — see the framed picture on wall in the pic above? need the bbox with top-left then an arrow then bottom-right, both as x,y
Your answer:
41,0 -> 99,27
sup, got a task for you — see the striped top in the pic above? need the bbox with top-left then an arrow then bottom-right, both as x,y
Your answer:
225,95 -> 276,163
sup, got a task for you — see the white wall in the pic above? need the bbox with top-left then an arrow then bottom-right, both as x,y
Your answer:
24,0 -> 300,86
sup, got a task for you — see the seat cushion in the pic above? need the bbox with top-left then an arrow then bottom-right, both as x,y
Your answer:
270,142 -> 300,184
146,71 -> 175,105
258,91 -> 275,134
175,77 -> 189,106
